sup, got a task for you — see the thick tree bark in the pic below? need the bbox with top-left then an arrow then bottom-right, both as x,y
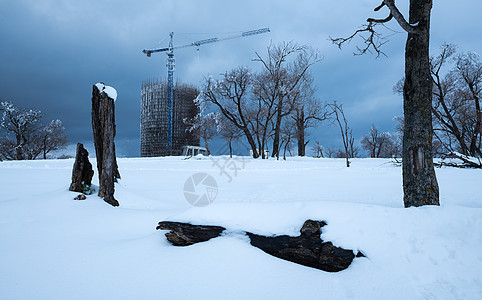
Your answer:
402,0 -> 439,207
92,84 -> 120,207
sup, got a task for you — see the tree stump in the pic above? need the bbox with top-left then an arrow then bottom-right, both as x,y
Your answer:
69,143 -> 94,193
92,83 -> 120,207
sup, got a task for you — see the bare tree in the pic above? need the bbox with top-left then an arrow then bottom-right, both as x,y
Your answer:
325,147 -> 337,158
311,140 -> 324,158
35,120 -> 69,159
250,72 -> 278,159
291,72 -> 331,156
328,102 -> 355,167
332,0 -> 439,207
201,67 -> 260,158
360,124 -> 396,158
0,101 -> 67,160
218,114 -> 243,157
431,44 -> 481,157
280,118 -> 296,160
254,42 -> 321,159
0,138 -> 17,161
1,101 -> 42,160
185,100 -> 220,155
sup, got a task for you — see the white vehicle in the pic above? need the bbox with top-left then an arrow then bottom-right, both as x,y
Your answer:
182,145 -> 207,157
250,149 -> 269,157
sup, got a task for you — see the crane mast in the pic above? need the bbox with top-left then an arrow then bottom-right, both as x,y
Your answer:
142,28 -> 270,153
166,32 -> 175,151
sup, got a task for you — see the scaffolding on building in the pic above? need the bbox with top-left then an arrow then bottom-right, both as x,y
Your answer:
140,79 -> 200,157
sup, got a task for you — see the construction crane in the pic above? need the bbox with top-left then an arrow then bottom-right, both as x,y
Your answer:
142,27 -> 270,152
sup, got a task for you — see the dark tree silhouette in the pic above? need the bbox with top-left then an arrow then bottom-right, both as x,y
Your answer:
332,0 -> 439,207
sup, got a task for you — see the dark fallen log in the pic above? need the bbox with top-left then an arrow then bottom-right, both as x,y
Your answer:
156,221 -> 226,246
157,219 -> 362,272
247,220 -> 355,272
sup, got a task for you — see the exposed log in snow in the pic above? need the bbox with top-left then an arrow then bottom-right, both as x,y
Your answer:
156,221 -> 226,246
157,219 -> 361,272
247,220 -> 357,272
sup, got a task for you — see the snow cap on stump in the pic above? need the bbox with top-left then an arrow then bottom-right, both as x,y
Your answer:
95,83 -> 117,101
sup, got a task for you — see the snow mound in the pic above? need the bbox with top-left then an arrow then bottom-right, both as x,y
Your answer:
95,83 -> 117,101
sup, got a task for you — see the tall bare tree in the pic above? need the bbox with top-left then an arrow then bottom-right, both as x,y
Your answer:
35,120 -> 69,159
251,72 -> 278,159
254,42 -> 321,159
184,99 -> 220,155
218,114 -> 243,158
1,101 -> 68,160
360,124 -> 397,158
431,44 -> 481,157
291,73 -> 331,156
332,0 -> 439,207
328,102 -> 355,167
202,67 -> 260,158
1,101 -> 42,160
311,140 -> 324,158
280,118 -> 296,160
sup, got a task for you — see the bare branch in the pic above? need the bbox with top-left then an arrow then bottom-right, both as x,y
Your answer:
330,22 -> 388,57
330,0 -> 419,57
383,0 -> 420,34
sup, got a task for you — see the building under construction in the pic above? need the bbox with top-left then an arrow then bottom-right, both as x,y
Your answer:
140,79 -> 199,156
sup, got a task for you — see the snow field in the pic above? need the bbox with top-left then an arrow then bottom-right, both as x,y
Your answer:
0,157 -> 481,299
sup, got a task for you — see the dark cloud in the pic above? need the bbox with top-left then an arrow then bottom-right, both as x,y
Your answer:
1,0 -> 481,156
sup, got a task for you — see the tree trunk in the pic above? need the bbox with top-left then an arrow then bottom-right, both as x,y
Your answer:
402,0 -> 439,207
283,136 -> 290,160
271,99 -> 283,158
297,110 -> 306,156
243,127 -> 259,158
15,135 -> 22,160
202,136 -> 211,155
228,139 -> 233,158
468,89 -> 481,156
92,84 -> 120,207
43,140 -> 47,160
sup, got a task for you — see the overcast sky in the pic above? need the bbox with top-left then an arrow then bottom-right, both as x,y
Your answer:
1,0 -> 481,156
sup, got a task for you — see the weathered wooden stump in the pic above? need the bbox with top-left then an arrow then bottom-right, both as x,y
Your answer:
69,143 -> 94,193
92,83 -> 120,207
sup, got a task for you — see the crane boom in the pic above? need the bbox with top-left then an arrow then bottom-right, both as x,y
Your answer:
142,27 -> 270,154
142,28 -> 270,56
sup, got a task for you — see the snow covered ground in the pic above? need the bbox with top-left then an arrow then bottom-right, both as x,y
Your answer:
0,156 -> 481,299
